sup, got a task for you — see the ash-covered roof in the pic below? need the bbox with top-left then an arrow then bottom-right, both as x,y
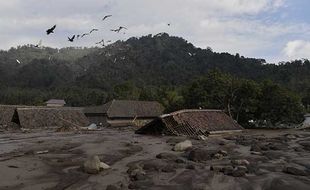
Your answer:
136,109 -> 243,137
84,100 -> 164,118
13,107 -> 89,128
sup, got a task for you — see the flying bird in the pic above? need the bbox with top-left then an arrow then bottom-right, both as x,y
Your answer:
111,26 -> 127,33
102,15 -> 112,21
16,59 -> 21,64
76,34 -> 80,39
68,35 -> 75,42
81,33 -> 89,38
46,25 -> 56,35
167,23 -> 171,26
89,28 -> 99,33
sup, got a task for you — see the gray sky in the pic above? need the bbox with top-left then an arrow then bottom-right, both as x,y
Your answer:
0,0 -> 310,63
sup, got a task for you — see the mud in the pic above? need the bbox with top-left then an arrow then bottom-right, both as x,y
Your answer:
0,128 -> 310,190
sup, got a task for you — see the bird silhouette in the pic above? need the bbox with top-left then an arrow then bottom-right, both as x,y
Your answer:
46,25 -> 56,35
76,34 -> 80,39
68,35 -> 75,42
167,23 -> 171,26
89,28 -> 99,33
111,26 -> 127,33
81,33 -> 89,38
102,15 -> 112,21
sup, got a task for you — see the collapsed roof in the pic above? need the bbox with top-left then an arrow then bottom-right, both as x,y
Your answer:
136,109 -> 243,137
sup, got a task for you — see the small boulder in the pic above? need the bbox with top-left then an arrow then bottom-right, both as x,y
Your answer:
173,140 -> 192,152
83,155 -> 110,174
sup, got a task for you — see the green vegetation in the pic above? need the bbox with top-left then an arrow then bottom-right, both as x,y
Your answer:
0,33 -> 308,127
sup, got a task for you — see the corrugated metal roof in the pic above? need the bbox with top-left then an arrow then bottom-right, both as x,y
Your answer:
136,109 -> 243,137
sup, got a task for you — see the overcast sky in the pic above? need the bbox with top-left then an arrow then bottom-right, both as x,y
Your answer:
0,0 -> 309,63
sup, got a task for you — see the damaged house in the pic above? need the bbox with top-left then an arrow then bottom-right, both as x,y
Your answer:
83,100 -> 164,127
136,109 -> 243,137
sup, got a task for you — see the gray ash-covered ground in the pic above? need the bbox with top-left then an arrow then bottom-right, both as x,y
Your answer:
0,128 -> 310,190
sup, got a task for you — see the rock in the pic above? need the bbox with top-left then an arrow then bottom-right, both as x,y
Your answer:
231,159 -> 250,166
188,149 -> 212,162
173,140 -> 192,152
156,152 -> 178,160
166,137 -> 187,145
83,155 -> 109,174
100,162 -> 110,170
283,166 -> 308,176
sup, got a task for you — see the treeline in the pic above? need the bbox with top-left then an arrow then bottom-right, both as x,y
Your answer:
0,33 -> 309,127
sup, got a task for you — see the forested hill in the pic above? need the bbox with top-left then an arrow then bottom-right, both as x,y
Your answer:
0,33 -> 309,109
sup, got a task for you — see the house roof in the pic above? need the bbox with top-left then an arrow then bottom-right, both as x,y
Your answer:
136,109 -> 243,137
45,99 -> 66,105
12,107 -> 89,129
84,100 -> 164,118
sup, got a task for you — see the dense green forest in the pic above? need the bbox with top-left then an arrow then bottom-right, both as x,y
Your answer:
0,33 -> 309,126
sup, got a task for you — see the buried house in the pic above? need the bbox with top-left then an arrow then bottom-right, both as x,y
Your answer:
83,100 -> 164,127
136,109 -> 243,137
11,107 -> 89,129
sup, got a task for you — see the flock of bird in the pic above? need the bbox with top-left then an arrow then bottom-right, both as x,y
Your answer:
38,14 -> 130,48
